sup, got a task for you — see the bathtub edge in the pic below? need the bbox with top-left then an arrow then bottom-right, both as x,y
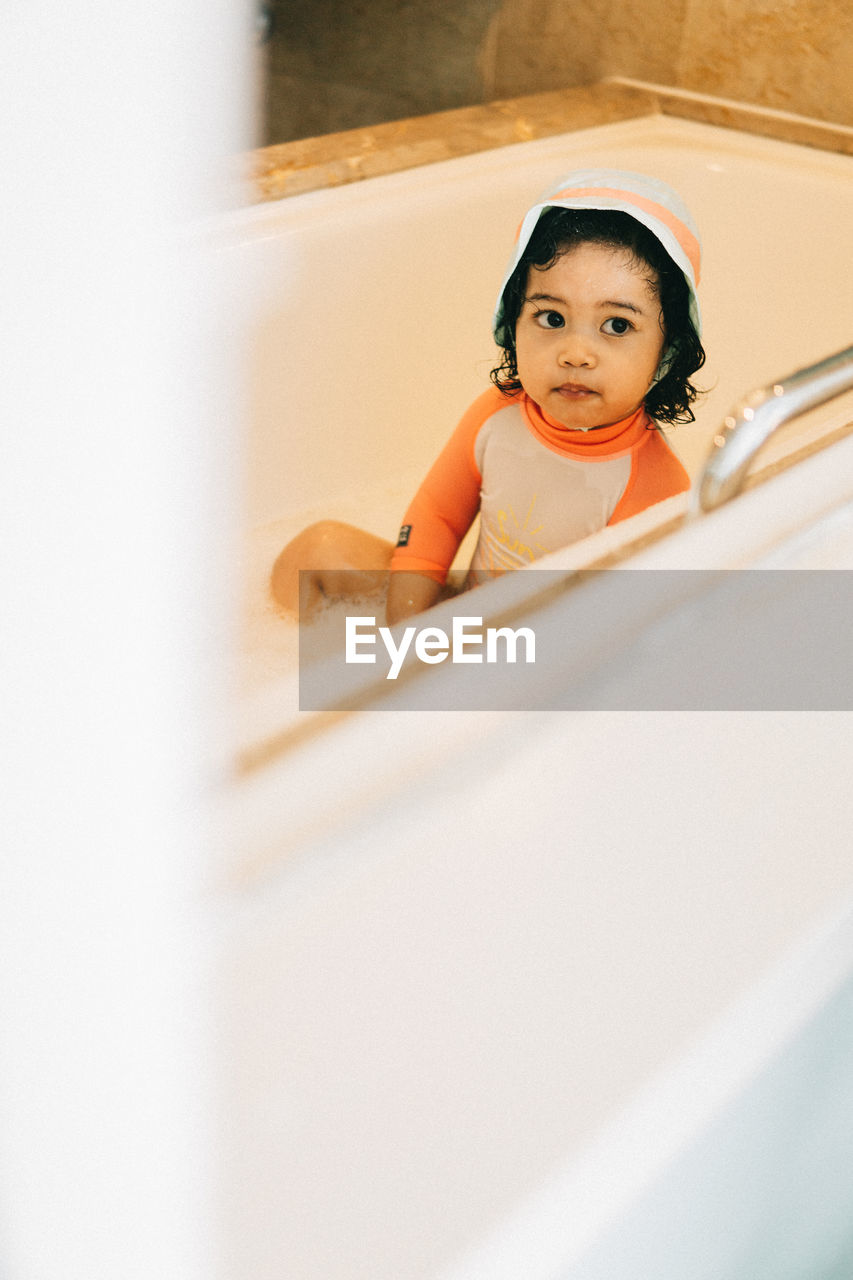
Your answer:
240,80 -> 853,205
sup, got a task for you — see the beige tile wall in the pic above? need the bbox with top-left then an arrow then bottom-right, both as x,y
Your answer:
483,0 -> 853,125
481,0 -> 845,124
676,0 -> 853,123
479,0 -> 688,99
262,0 -> 853,145
263,0 -> 503,144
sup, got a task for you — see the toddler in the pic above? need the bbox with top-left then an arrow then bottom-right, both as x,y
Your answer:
272,168 -> 705,624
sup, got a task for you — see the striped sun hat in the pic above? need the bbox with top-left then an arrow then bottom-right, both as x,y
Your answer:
493,168 -> 702,350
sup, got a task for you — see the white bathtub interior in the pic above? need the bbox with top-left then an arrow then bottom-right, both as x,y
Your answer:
219,113 -> 853,746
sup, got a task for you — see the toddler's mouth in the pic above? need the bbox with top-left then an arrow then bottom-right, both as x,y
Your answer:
556,382 -> 597,398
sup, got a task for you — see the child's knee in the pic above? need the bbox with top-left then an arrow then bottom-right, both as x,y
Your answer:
270,521 -> 392,615
302,520 -> 348,553
285,520 -> 344,561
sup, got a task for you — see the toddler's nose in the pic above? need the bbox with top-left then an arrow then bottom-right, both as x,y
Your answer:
558,329 -> 596,368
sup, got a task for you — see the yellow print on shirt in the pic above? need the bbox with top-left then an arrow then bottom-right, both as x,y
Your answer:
494,496 -> 547,562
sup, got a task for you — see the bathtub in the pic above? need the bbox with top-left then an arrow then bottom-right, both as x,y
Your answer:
219,109 -> 853,1280
222,111 -> 853,747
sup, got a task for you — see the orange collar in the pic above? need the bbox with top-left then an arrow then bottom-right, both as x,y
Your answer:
520,393 -> 654,459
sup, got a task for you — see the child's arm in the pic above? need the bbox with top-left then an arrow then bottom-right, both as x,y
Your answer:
386,387 -> 504,623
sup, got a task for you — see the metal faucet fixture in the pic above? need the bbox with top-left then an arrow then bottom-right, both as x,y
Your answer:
694,343 -> 853,513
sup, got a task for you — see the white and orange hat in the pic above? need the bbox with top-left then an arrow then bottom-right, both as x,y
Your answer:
493,168 -> 702,350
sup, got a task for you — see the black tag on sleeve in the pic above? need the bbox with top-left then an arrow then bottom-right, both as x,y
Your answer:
396,524 -> 412,547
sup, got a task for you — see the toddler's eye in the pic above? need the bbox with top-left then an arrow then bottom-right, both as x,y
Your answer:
602,316 -> 633,335
534,310 -> 564,329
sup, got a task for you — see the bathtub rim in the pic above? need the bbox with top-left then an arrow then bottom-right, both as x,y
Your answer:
240,77 -> 853,206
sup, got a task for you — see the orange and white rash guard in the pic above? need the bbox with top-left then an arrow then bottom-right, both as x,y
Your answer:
389,385 -> 689,585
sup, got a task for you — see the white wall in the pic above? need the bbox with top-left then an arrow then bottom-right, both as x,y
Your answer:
0,1 -> 252,1275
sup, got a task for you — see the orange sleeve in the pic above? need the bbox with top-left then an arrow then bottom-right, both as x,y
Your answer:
608,428 -> 690,525
389,387 -> 508,584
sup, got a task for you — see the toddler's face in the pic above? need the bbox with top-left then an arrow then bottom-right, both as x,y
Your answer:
514,242 -> 666,431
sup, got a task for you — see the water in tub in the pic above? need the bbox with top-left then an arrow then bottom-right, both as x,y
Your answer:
243,502 -> 479,690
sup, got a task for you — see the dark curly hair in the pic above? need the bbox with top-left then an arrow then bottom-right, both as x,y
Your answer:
490,207 -> 705,425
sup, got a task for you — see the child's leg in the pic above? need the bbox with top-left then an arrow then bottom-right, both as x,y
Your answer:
270,520 -> 394,617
